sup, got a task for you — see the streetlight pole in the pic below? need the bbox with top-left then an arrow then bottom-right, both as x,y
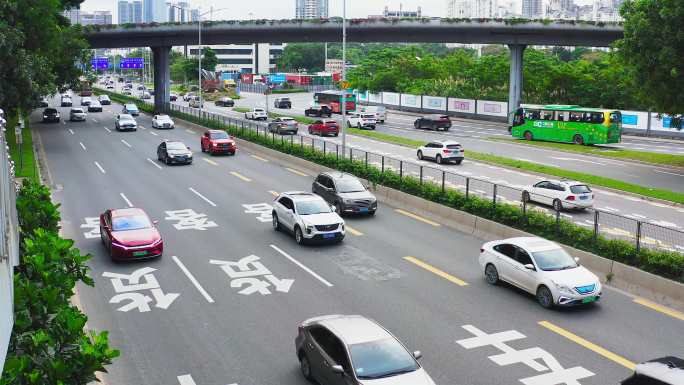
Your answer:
198,6 -> 202,117
341,0 -> 347,155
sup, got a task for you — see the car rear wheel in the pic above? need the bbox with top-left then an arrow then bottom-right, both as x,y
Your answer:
417,150 -> 424,160
524,131 -> 533,141
537,285 -> 554,309
414,121 -> 420,129
272,212 -> 280,231
436,154 -> 443,164
295,226 -> 304,245
552,199 -> 563,212
573,134 -> 585,145
299,353 -> 313,381
485,264 -> 499,285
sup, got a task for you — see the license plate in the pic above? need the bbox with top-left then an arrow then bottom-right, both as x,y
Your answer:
323,233 -> 335,239
133,251 -> 148,257
359,208 -> 369,212
580,196 -> 589,200
582,296 -> 597,303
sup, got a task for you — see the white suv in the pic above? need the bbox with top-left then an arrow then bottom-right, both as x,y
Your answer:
417,140 -> 464,165
272,192 -> 345,245
523,180 -> 594,211
347,113 -> 376,129
479,237 -> 602,308
245,108 -> 268,121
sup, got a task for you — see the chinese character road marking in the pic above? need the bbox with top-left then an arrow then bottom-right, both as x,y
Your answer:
242,203 -> 273,223
81,217 -> 100,239
456,324 -> 594,385
165,209 -> 218,230
103,267 -> 180,312
210,254 -> 294,295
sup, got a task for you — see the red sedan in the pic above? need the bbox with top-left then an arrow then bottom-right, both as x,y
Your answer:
201,129 -> 237,155
308,119 -> 340,137
99,208 -> 163,261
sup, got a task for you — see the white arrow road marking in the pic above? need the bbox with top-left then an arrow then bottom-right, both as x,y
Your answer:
150,288 -> 180,309
172,256 -> 215,303
104,127 -> 111,133
149,131 -> 158,136
92,119 -> 98,123
79,142 -> 86,151
270,244 -> 333,287
119,193 -> 133,207
94,161 -> 106,174
68,128 -> 75,135
189,187 -> 217,207
146,158 -> 162,169
121,139 -> 132,148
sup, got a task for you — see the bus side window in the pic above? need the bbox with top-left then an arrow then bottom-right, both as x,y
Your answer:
592,112 -> 604,123
540,110 -> 553,120
555,111 -> 568,122
569,112 -> 582,122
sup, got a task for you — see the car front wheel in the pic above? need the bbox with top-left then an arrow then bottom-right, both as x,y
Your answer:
537,285 -> 554,308
485,264 -> 499,285
272,212 -> 280,231
295,226 -> 304,245
299,353 -> 313,381
417,150 -> 424,160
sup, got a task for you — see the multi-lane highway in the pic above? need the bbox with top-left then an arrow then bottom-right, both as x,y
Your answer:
35,94 -> 684,385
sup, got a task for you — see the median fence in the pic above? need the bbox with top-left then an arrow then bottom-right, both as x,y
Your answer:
166,102 -> 684,261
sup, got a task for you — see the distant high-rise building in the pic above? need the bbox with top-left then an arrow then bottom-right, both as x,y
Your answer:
447,0 -> 473,18
295,0 -> 328,19
369,5 -> 423,19
65,8 -> 112,25
143,0 -> 167,23
118,0 -> 143,24
167,1 -> 197,23
522,0 -> 543,17
190,8 -> 200,22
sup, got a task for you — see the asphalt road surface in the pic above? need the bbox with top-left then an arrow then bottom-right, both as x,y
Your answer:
35,95 -> 684,385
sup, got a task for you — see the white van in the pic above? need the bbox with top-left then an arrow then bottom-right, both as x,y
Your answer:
361,105 -> 386,123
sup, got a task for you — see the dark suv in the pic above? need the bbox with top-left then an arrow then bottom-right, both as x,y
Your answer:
312,172 -> 377,216
42,108 -> 60,123
274,97 -> 291,109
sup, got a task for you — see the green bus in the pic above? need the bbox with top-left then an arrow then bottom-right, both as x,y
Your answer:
510,104 -> 622,145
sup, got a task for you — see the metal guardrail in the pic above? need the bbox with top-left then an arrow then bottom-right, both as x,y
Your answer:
165,101 -> 684,256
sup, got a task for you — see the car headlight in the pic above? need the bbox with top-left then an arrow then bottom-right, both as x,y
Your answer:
343,199 -> 354,204
552,281 -> 574,295
304,224 -> 314,234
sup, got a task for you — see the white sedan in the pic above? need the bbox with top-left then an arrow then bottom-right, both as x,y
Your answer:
479,237 -> 602,308
152,114 -> 175,129
523,180 -> 594,211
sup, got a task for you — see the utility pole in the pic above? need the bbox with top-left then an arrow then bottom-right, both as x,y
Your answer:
341,0 -> 347,155
198,6 -> 202,116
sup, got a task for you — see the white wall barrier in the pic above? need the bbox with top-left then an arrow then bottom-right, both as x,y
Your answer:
382,92 -> 400,106
400,94 -> 421,109
368,92 -> 382,103
477,100 -> 508,118
447,97 -> 476,114
621,110 -> 683,132
422,96 -> 447,112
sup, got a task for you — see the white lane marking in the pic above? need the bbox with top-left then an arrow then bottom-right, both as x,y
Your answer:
188,187 -> 217,207
104,127 -> 111,133
631,214 -> 647,219
648,202 -> 671,208
68,128 -> 75,135
121,139 -> 132,148
92,119 -> 98,123
94,161 -> 106,174
79,142 -> 86,151
172,256 -> 215,303
146,158 -> 163,169
551,156 -> 605,165
270,244 -> 333,287
119,193 -> 133,207
177,375 -> 196,385
185,129 -> 194,134
149,131 -> 158,136
598,206 -> 619,212
650,220 -> 679,228
654,169 -> 684,177
560,213 -> 573,219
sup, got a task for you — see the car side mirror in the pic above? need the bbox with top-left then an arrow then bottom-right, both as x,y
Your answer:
331,365 -> 345,375
413,351 -> 422,360
574,257 -> 580,264
152,220 -> 159,225
523,264 -> 536,271
331,204 -> 337,212
187,146 -> 191,150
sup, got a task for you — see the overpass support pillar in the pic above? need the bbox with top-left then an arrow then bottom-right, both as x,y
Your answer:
507,44 -> 526,125
152,46 -> 171,113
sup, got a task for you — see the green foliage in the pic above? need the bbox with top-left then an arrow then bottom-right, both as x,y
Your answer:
617,0 -> 684,124
2,181 -> 119,385
164,109 -> 684,281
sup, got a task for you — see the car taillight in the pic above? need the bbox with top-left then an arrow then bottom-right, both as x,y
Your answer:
443,149 -> 450,154
565,195 -> 576,201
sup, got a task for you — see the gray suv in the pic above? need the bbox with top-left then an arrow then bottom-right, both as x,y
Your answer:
312,172 -> 377,216
295,315 -> 435,385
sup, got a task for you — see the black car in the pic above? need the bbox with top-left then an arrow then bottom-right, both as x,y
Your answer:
621,357 -> 684,385
215,97 -> 235,107
39,98 -> 49,107
312,172 -> 377,216
42,108 -> 60,123
414,114 -> 452,131
169,93 -> 178,101
304,105 -> 332,117
274,97 -> 291,109
157,140 -> 193,165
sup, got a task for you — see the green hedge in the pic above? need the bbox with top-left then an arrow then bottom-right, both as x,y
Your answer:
94,88 -> 684,282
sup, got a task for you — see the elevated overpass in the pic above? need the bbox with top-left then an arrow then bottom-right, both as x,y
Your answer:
84,18 -> 624,118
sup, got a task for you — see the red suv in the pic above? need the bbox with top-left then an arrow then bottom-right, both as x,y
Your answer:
308,119 -> 340,137
201,129 -> 237,155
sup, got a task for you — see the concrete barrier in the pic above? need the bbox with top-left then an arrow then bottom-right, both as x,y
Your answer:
180,116 -> 684,311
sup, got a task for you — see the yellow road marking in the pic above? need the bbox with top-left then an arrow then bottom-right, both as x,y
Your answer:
403,256 -> 467,286
251,154 -> 269,162
230,171 -> 252,182
286,167 -> 308,177
345,225 -> 363,236
203,158 -> 218,166
269,190 -> 279,197
538,321 -> 636,370
633,298 -> 684,321
395,209 -> 441,227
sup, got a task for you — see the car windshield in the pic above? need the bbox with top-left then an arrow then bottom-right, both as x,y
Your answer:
166,142 -> 187,150
126,105 -> 138,111
45,109 -> 57,114
120,115 -> 134,121
325,121 -> 337,125
280,98 -> 291,101
254,109 -> 265,112
157,115 -> 170,120
295,200 -> 331,215
282,118 -> 295,122
569,185 -> 591,194
71,109 -> 84,113
336,178 -> 366,193
532,248 -> 578,271
349,338 -> 419,380
210,132 -> 229,139
112,215 -> 151,231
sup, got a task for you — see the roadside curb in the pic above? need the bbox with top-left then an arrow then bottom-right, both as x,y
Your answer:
176,115 -> 684,312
